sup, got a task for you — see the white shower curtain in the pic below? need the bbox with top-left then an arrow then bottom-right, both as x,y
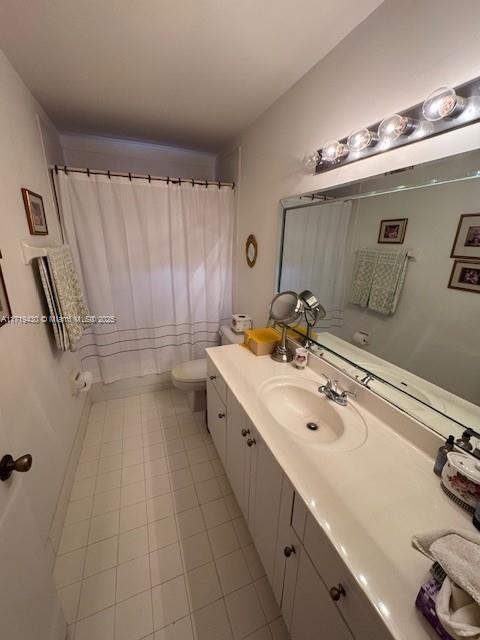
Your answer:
57,172 -> 234,384
280,201 -> 352,330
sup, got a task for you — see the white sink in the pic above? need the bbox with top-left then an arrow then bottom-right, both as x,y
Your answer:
258,376 -> 367,452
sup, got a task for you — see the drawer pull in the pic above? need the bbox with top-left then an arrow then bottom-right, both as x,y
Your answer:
241,428 -> 250,437
218,412 -> 226,419
209,375 -> 217,380
283,545 -> 296,558
247,438 -> 256,447
329,584 -> 346,601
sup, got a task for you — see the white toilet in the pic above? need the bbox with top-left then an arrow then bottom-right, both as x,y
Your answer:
171,325 -> 244,411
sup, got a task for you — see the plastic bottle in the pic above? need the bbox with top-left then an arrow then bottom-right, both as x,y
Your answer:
433,435 -> 455,477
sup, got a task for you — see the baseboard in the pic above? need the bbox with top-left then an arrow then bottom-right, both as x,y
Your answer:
48,394 -> 92,557
90,372 -> 173,402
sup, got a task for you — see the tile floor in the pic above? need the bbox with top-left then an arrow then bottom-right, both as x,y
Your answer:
54,388 -> 291,640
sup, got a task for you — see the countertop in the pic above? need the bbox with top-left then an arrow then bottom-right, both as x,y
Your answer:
206,344 -> 472,640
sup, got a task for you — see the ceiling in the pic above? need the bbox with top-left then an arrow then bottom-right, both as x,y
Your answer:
0,0 -> 384,151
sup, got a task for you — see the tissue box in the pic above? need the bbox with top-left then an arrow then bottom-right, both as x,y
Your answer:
231,314 -> 253,334
415,578 -> 454,640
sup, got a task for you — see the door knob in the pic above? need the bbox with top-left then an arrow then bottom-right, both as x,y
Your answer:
0,453 -> 33,481
247,438 -> 256,447
329,584 -> 346,601
218,412 -> 226,419
241,428 -> 250,437
284,545 -> 296,558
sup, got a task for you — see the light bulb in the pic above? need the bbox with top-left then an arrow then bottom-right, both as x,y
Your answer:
321,140 -> 348,162
378,114 -> 415,143
303,151 -> 320,171
422,86 -> 465,121
347,127 -> 377,152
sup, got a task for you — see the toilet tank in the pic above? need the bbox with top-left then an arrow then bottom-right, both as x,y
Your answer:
219,325 -> 244,345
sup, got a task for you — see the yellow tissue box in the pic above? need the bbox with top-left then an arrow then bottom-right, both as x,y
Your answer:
243,327 -> 280,356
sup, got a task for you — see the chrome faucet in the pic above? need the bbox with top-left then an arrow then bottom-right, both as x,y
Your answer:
318,379 -> 356,406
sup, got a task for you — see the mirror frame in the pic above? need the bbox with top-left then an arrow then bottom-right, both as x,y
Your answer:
246,234 -> 258,268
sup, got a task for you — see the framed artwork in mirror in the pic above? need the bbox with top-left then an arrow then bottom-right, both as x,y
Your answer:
448,260 -> 480,293
246,234 -> 258,268
21,188 -> 48,235
451,213 -> 480,259
377,218 -> 408,244
0,263 -> 12,327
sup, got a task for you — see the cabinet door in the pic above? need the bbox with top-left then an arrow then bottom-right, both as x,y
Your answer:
248,427 -> 284,585
285,542 -> 354,640
207,379 -> 227,465
225,390 -> 252,518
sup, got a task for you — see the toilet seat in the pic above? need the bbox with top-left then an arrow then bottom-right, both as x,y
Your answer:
171,358 -> 207,384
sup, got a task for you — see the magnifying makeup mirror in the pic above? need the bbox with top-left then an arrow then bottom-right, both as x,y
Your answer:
269,291 -> 304,362
299,290 -> 326,348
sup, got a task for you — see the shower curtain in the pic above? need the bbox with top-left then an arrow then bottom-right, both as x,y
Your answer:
56,172 -> 234,384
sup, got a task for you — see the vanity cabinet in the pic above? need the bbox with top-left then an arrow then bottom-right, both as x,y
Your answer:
206,376 -> 227,465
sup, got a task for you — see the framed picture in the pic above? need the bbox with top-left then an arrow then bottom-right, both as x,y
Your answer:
448,260 -> 480,294
377,218 -> 408,244
451,213 -> 480,259
21,188 -> 48,235
0,264 -> 12,327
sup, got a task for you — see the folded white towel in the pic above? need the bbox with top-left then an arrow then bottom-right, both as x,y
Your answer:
413,529 -> 480,640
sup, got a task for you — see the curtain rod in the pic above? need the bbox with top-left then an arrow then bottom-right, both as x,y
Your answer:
51,165 -> 235,189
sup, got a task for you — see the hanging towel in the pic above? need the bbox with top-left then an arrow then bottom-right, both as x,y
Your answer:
413,529 -> 480,640
37,245 -> 89,351
349,249 -> 378,307
368,250 -> 408,315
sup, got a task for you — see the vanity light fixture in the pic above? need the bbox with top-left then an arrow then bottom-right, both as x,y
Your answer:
378,114 -> 416,143
347,127 -> 377,152
321,140 -> 348,163
422,86 -> 466,121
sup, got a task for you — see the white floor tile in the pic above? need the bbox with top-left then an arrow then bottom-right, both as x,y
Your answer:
148,515 -> 178,551
192,600 -> 233,640
169,468 -> 193,491
180,531 -> 212,571
207,522 -> 240,559
245,626 -> 273,640
269,617 -> 289,640
224,495 -> 241,520
154,615 -> 194,640
143,429 -> 165,446
120,501 -> 148,533
144,443 -> 166,462
95,469 -> 122,494
80,445 -> 101,463
101,440 -> 123,458
225,584 -> 266,640
216,549 -> 252,595
115,590 -> 153,640
242,545 -> 265,581
146,473 -> 171,499
59,520 -> 90,554
185,562 -> 222,611
76,606 -> 115,640
163,426 -> 181,441
165,439 -> 185,455
211,458 -> 225,477
217,476 -> 233,498
147,493 -> 174,522
145,457 -> 170,478
58,581 -> 81,623
152,576 -> 189,630
172,485 -> 198,513
121,463 -> 145,486
167,451 -> 189,472
176,507 -> 206,540
182,434 -> 205,451
190,461 -> 215,483
123,435 -> 143,451
116,554 -> 151,601
54,547 -> 86,588
121,481 -> 146,508
150,543 -> 183,586
254,578 -> 280,623
93,488 -> 121,517
78,568 -> 116,619
75,459 -> 99,481
186,446 -> 209,466
119,526 -> 149,564
98,454 -> 122,474
84,537 -> 118,577
122,448 -> 144,468
71,477 -> 96,501
89,511 -> 120,544
201,498 -> 231,529
195,478 -> 222,505
232,517 -> 253,547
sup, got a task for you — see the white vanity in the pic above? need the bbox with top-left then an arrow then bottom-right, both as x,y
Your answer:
206,343 -> 471,640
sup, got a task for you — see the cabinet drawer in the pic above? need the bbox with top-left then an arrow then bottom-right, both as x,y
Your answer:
303,513 -> 392,640
207,357 -> 227,404
206,378 -> 227,465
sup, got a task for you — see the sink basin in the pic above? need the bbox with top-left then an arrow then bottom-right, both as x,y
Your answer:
258,376 -> 367,452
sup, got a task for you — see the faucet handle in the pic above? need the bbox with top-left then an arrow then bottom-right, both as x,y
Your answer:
340,389 -> 356,401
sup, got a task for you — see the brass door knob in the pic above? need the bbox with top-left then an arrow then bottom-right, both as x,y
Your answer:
329,584 -> 346,601
241,428 -> 250,437
0,454 -> 33,481
247,438 -> 256,447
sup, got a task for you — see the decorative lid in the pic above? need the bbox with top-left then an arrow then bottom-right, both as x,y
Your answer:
447,452 -> 480,484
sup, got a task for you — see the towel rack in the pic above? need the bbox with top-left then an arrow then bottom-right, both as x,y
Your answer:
356,247 -> 420,261
20,240 -> 62,265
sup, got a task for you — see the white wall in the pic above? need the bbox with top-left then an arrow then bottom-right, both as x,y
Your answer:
0,49 -> 88,543
228,0 -> 480,326
61,132 -> 217,180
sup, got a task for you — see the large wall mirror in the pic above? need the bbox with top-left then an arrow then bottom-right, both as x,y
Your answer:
278,149 -> 480,443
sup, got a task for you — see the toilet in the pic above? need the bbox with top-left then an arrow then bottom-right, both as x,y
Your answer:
171,325 -> 244,411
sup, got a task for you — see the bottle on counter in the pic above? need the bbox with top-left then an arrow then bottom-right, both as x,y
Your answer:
456,429 -> 473,452
433,435 -> 455,477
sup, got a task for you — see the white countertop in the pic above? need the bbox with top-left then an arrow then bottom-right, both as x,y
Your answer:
206,344 -> 472,640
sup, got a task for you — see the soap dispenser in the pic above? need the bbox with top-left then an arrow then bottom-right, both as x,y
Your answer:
433,435 -> 455,477
456,429 -> 473,452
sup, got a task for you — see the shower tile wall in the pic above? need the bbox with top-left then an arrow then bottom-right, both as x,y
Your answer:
54,389 -> 290,640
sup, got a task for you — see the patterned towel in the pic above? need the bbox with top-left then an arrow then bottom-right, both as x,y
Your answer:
38,245 -> 89,351
349,249 -> 378,307
368,250 -> 408,315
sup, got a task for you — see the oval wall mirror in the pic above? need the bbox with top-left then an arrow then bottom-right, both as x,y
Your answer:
246,234 -> 258,268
